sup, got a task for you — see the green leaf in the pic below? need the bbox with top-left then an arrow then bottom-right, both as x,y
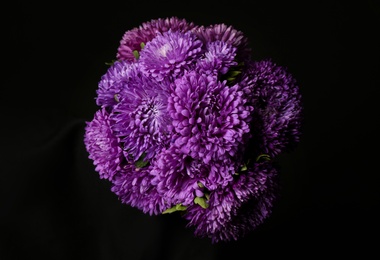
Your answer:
240,164 -> 247,171
140,42 -> 145,49
162,204 -> 187,214
133,50 -> 140,60
194,197 -> 209,209
197,182 -> 204,188
135,153 -> 149,168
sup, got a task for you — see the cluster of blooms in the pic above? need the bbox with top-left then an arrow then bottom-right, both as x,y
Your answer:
84,17 -> 303,243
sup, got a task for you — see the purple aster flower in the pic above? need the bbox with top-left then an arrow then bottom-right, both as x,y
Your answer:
116,17 -> 197,62
96,60 -> 138,109
139,30 -> 203,82
242,59 -> 303,158
183,161 -> 279,243
168,71 -> 253,164
196,40 -> 238,76
111,164 -> 168,215
110,64 -> 172,162
84,107 -> 123,181
193,23 -> 252,63
151,146 -> 238,208
151,147 -> 205,207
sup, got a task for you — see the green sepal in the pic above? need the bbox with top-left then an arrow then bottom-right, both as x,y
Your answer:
238,158 -> 251,173
162,204 -> 187,214
194,196 -> 209,209
105,60 -> 117,66
140,42 -> 145,49
223,61 -> 245,84
133,50 -> 140,60
256,154 -> 271,162
226,71 -> 241,83
135,153 -> 149,168
229,70 -> 242,77
227,77 -> 237,82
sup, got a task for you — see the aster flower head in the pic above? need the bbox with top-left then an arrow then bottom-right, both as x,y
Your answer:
168,70 -> 253,164
194,23 -> 252,63
110,64 -> 172,162
241,59 -> 303,158
117,17 -> 197,62
196,40 -> 238,76
150,147 -> 205,207
139,30 -> 204,82
151,146 -> 240,210
96,60 -> 138,109
111,164 -> 168,215
84,107 -> 123,181
85,17 -> 303,243
183,161 -> 279,243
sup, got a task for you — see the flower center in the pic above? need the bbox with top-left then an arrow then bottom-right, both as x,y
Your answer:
157,43 -> 172,57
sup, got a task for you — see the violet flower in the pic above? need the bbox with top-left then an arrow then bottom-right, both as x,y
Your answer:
117,17 -> 197,62
110,62 -> 172,162
111,164 -> 168,216
241,59 -> 303,158
183,161 -> 279,243
84,107 -> 123,181
168,70 -> 253,164
139,30 -> 203,82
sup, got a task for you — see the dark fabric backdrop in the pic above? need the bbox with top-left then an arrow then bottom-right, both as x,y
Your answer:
2,1 -> 379,259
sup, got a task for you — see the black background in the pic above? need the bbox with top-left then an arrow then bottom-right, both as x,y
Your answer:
1,1 -> 379,259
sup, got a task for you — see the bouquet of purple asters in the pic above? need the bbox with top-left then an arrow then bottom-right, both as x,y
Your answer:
84,17 -> 303,243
